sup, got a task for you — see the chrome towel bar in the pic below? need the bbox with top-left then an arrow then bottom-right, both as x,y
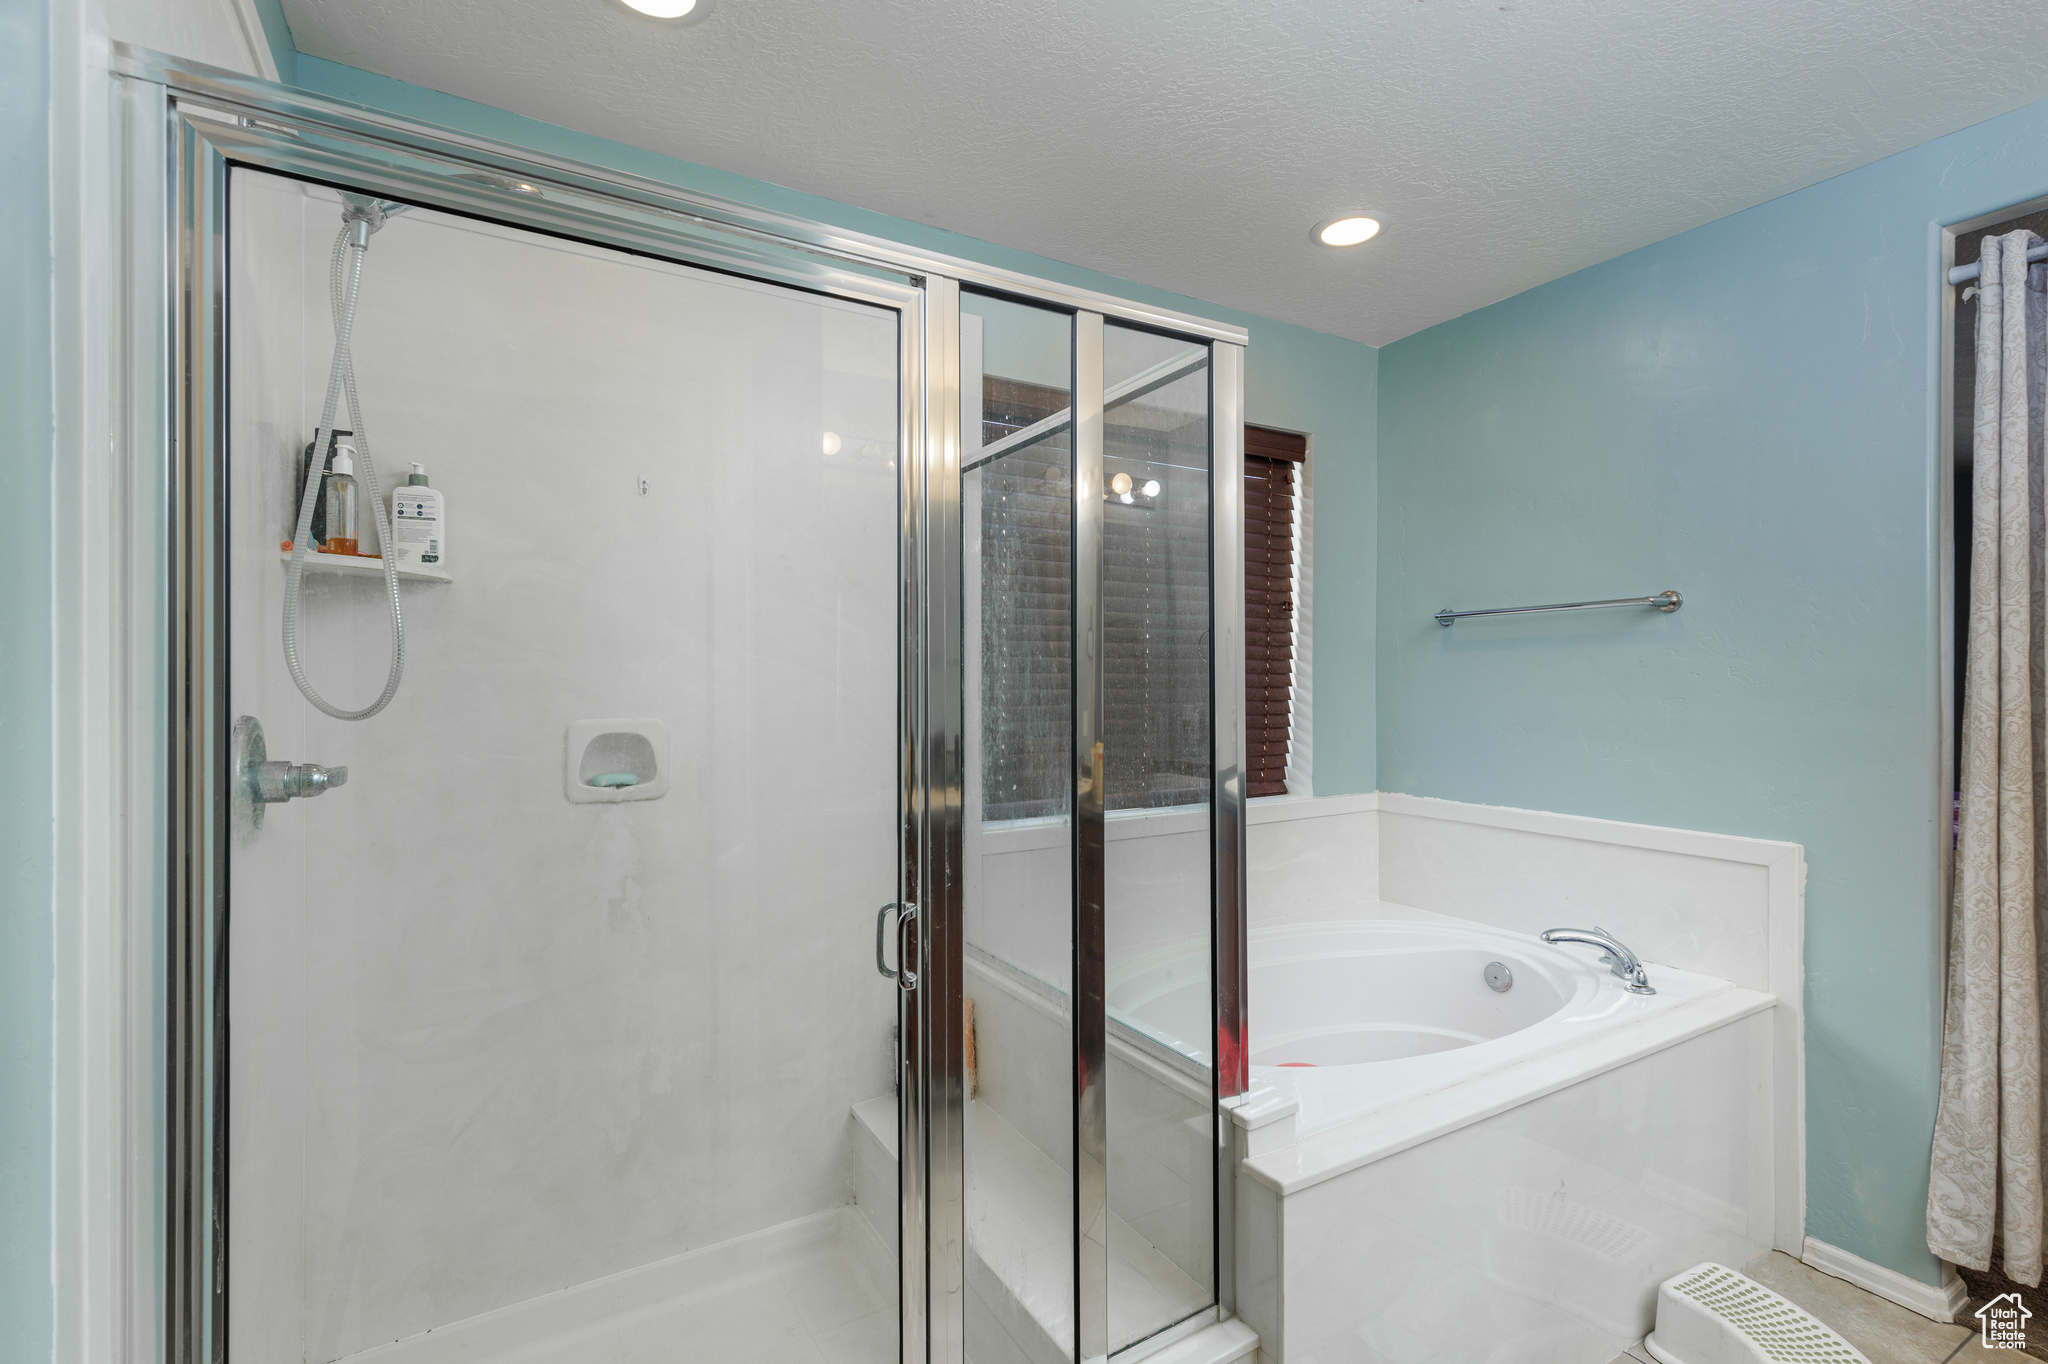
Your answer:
1435,590 -> 1681,627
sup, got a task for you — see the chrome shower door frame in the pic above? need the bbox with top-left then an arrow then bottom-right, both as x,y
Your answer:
148,71 -> 928,1364
1210,340 -> 1249,1324
914,273 -> 968,1364
1073,312 -> 1110,1364
127,42 -> 1248,1364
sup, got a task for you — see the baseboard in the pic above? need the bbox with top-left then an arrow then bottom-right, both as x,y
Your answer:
1801,1237 -> 1968,1324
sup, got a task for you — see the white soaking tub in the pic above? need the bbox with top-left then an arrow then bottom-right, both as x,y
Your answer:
1112,916 -> 1743,1136
1109,911 -> 1784,1363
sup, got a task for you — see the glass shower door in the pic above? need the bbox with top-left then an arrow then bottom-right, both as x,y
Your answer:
224,167 -> 906,1364
959,290 -> 1080,1363
1101,322 -> 1215,1354
957,295 -> 1220,1364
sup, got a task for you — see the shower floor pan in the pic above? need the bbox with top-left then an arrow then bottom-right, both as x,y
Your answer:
332,1096 -> 1206,1364
331,1205 -> 895,1364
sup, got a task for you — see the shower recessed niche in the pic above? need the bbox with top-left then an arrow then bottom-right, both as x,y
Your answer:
565,718 -> 669,803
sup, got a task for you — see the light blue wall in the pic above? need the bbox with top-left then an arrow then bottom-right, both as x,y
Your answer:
2,0 -> 56,1357
249,0 -> 298,83
1376,94 -> 2048,1284
287,56 -> 1383,790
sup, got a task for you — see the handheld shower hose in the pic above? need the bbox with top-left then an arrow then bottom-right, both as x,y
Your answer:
284,199 -> 409,720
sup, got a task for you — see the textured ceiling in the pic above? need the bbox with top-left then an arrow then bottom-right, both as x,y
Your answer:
283,0 -> 2048,346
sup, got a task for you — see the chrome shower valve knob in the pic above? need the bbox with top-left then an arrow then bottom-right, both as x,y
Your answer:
254,760 -> 348,803
232,715 -> 348,833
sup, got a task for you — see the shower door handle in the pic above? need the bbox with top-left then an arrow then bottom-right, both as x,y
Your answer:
876,902 -> 899,978
876,901 -> 917,990
896,903 -> 918,991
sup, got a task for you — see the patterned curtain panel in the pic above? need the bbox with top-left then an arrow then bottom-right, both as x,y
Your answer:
1930,228 -> 2048,1284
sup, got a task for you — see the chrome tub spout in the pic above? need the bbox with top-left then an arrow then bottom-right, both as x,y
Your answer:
1540,926 -> 1656,995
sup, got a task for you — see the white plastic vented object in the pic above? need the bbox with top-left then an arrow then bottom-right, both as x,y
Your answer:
1645,1263 -> 1870,1364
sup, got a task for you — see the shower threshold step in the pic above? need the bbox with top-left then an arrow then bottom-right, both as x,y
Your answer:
850,1096 -> 1210,1364
279,546 -> 453,582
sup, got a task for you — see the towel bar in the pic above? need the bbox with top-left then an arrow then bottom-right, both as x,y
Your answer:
1435,590 -> 1681,627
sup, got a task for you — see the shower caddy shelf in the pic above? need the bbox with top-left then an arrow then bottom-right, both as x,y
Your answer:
278,547 -> 453,583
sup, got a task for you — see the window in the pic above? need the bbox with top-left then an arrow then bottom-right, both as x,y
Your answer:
975,343 -> 1214,822
1244,425 -> 1304,798
978,374 -> 1073,822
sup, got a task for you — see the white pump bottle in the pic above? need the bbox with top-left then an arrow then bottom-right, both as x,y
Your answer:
387,462 -> 446,568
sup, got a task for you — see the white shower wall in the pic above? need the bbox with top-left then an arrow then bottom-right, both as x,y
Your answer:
226,172 -> 902,1362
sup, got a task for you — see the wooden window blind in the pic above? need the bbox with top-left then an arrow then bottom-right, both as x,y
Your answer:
1244,426 -> 1304,798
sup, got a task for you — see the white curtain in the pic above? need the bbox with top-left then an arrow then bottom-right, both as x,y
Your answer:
1929,228 -> 2048,1284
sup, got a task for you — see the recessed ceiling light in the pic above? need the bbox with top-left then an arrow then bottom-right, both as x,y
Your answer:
1315,215 -> 1381,248
619,0 -> 713,21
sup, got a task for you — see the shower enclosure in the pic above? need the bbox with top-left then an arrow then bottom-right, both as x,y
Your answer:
140,45 -> 1245,1364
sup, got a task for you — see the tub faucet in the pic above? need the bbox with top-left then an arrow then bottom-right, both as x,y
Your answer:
1540,926 -> 1657,995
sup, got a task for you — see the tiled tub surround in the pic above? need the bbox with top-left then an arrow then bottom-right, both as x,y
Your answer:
1238,1015 -> 1776,1364
1227,793 -> 1804,1363
940,792 -> 1802,1360
969,806 -> 1218,1009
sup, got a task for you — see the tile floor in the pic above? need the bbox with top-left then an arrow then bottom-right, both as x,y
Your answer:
1604,1251 -> 2008,1364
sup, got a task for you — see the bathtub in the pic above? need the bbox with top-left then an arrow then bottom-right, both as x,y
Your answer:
1110,911 -> 1784,1363
1113,916 -> 1745,1137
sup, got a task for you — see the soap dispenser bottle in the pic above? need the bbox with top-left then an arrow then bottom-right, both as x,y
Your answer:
323,443 -> 361,556
388,462 -> 445,567
296,428 -> 352,549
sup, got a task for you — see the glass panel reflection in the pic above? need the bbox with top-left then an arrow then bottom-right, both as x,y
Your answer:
1102,322 -> 1216,1352
961,290 -> 1078,1363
